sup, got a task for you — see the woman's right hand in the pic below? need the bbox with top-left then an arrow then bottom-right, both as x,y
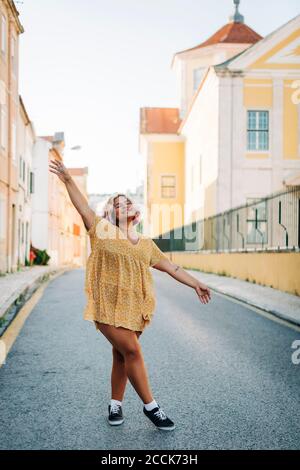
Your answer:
49,159 -> 72,184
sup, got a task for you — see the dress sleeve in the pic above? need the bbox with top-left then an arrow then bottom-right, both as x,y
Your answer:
86,214 -> 102,237
149,239 -> 169,266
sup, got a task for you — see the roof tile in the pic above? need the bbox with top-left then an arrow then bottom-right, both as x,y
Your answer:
140,108 -> 181,134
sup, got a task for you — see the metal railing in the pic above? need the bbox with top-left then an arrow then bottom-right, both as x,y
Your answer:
154,187 -> 300,253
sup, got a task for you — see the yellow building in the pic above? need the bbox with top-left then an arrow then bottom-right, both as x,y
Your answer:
139,0 -> 263,236
140,1 -> 300,240
139,107 -> 185,238
0,0 -> 24,272
68,167 -> 89,266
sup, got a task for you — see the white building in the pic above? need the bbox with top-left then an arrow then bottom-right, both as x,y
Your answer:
175,4 -> 300,224
17,95 -> 35,266
32,132 -> 88,267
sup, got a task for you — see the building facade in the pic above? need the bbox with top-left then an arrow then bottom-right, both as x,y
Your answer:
68,167 -> 89,266
140,1 -> 300,243
32,132 -> 88,267
139,107 -> 185,238
0,0 -> 24,272
181,13 -> 300,224
17,95 -> 35,267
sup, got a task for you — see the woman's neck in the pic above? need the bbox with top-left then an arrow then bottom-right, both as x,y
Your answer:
118,219 -> 136,236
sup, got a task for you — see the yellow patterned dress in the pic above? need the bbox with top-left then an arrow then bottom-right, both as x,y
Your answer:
83,215 -> 169,333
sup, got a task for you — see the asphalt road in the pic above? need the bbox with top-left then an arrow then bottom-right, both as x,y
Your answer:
0,268 -> 300,450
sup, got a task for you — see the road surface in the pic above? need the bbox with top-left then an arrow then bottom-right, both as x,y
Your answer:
0,268 -> 299,450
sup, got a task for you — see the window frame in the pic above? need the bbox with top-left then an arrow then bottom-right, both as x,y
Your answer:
1,15 -> 7,56
0,104 -> 7,150
246,109 -> 270,152
161,174 -> 176,199
11,35 -> 17,77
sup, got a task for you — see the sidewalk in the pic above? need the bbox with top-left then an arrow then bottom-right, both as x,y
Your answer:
0,265 -> 73,336
187,269 -> 300,327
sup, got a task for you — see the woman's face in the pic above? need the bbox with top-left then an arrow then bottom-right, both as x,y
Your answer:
113,195 -> 137,223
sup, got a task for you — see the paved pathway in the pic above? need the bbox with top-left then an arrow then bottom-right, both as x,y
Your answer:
0,268 -> 300,450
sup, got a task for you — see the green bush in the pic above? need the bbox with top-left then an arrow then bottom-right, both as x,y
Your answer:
34,249 -> 50,265
30,243 -> 51,266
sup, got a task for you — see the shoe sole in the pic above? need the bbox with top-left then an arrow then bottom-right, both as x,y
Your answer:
107,418 -> 124,426
157,425 -> 175,431
143,409 -> 175,431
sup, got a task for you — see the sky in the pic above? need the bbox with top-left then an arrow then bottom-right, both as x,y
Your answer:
17,0 -> 300,194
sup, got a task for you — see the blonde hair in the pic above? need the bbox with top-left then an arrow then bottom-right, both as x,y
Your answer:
101,192 -> 142,228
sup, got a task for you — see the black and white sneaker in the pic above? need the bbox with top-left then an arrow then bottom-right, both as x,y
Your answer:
143,404 -> 175,431
108,403 -> 124,426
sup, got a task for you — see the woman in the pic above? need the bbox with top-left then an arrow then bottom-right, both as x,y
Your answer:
49,158 -> 211,432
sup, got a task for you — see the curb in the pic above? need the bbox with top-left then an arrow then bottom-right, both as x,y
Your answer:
0,266 -> 73,337
206,284 -> 300,328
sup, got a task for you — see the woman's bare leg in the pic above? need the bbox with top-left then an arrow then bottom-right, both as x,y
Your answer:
97,323 -> 153,404
111,346 -> 127,401
111,331 -> 142,401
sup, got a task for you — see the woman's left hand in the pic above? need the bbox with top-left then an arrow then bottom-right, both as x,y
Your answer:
194,281 -> 211,304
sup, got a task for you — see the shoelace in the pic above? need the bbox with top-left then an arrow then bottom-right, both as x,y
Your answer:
153,407 -> 167,420
110,403 -> 121,415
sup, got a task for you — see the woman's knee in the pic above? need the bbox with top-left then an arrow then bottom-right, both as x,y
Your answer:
97,323 -> 142,359
123,343 -> 142,361
112,343 -> 141,362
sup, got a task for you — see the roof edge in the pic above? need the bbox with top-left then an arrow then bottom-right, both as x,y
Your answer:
178,66 -> 212,134
214,13 -> 300,70
172,21 -> 262,64
8,0 -> 24,34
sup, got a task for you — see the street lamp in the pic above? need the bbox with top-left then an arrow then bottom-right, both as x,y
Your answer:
70,145 -> 82,151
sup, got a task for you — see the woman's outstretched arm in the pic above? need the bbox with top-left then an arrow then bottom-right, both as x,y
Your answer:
49,159 -> 95,231
152,258 -> 211,304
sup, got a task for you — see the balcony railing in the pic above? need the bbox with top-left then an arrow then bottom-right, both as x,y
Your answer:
154,187 -> 300,253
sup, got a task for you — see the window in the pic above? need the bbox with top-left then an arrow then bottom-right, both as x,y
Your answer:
27,167 -> 30,195
18,218 -> 20,247
0,105 -> 7,149
30,171 -> 34,194
11,36 -> 17,76
19,156 -> 22,178
0,194 -> 6,240
193,68 -> 204,93
1,15 -> 6,55
161,175 -> 176,198
246,198 -> 268,244
25,222 -> 29,251
247,110 -> 269,151
22,160 -> 25,182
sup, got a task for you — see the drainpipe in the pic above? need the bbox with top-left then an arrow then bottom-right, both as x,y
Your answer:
230,73 -> 233,211
6,17 -> 12,272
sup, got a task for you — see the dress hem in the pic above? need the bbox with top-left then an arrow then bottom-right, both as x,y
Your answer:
84,316 -> 147,333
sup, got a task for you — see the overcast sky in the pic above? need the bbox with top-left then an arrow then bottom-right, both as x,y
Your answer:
18,0 -> 300,194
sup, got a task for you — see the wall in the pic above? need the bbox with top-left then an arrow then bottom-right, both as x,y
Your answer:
141,134 -> 185,238
167,251 -> 300,296
181,68 -> 220,223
